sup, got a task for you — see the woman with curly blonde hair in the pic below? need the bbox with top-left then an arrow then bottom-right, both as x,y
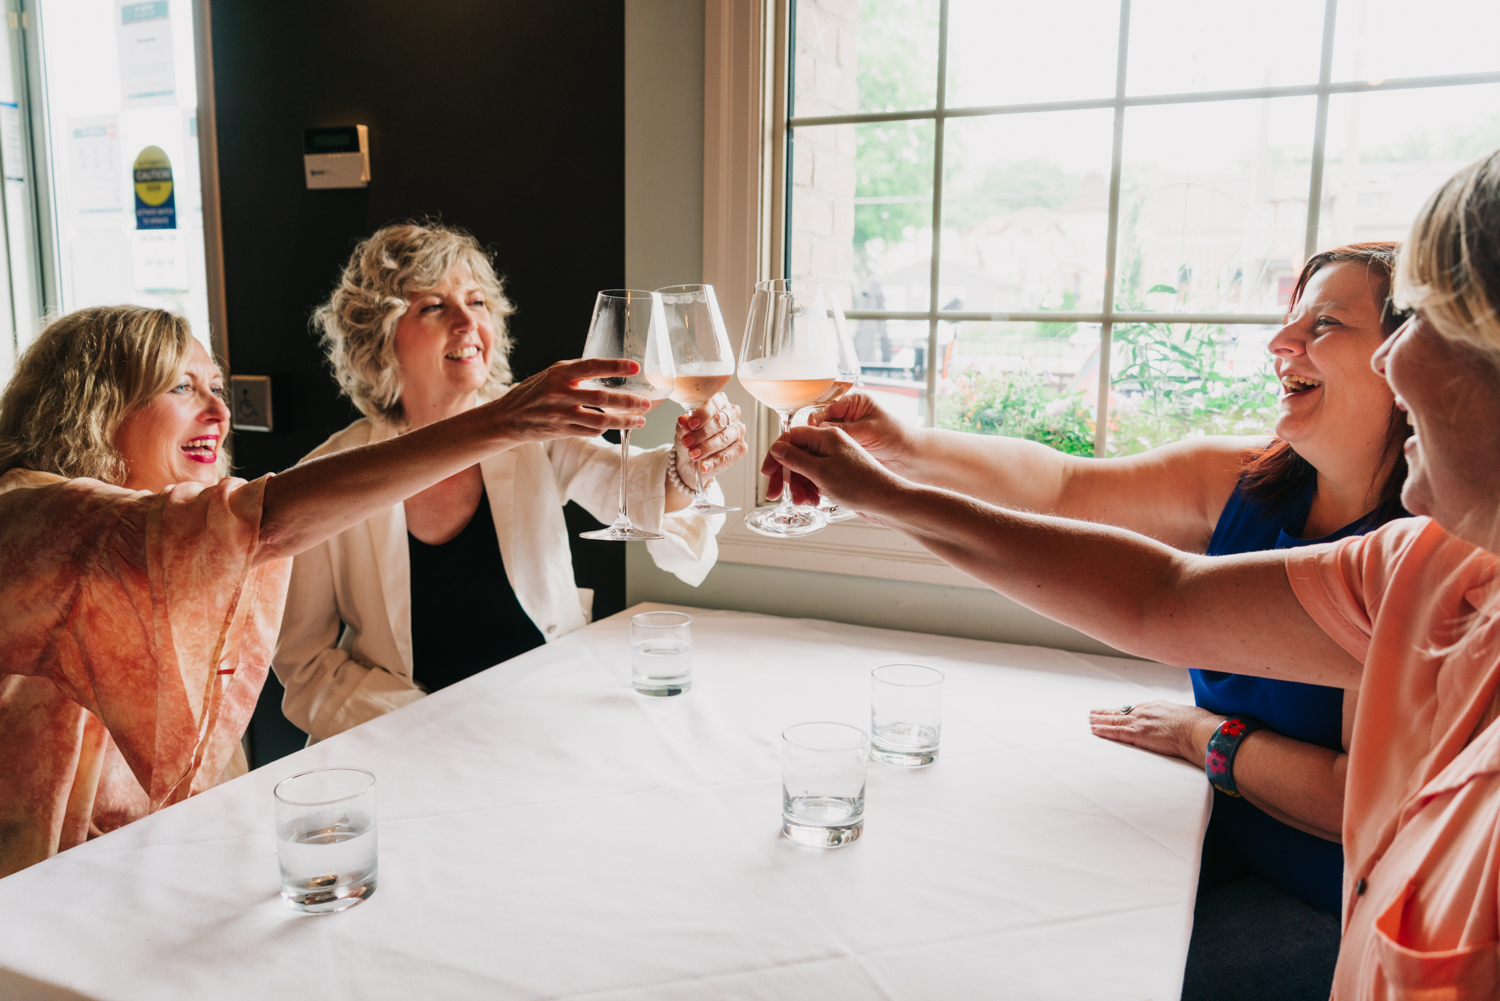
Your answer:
0,304 -> 653,876
273,223 -> 748,740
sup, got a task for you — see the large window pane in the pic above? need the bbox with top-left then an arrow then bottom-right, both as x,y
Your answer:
1316,83 -> 1500,250
946,0 -> 1118,108
794,0 -> 939,119
936,320 -> 1100,455
1115,97 -> 1317,315
856,317 -> 929,424
940,109 -> 1114,314
1127,0 -> 1324,96
790,120 -> 935,317
1107,322 -> 1279,454
1331,0 -> 1500,83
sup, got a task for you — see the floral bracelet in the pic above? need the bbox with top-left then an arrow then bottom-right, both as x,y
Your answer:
1205,715 -> 1268,798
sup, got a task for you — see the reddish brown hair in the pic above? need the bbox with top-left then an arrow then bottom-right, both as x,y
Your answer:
1239,243 -> 1412,527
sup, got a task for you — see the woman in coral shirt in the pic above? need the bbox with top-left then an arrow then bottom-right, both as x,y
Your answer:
768,149 -> 1500,999
0,305 -> 653,876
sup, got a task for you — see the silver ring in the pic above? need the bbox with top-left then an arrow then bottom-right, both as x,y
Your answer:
1120,704 -> 1134,714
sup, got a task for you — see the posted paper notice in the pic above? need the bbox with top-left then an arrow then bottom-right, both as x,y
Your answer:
116,1 -> 175,108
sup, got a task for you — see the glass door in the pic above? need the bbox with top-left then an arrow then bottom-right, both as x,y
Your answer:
26,0 -> 211,362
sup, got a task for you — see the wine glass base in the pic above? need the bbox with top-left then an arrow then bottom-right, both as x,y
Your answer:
667,502 -> 740,519
579,527 -> 666,542
744,504 -> 826,538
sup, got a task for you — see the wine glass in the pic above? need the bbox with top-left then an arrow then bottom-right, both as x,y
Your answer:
657,284 -> 739,519
578,290 -> 676,542
738,279 -> 839,538
807,295 -> 862,524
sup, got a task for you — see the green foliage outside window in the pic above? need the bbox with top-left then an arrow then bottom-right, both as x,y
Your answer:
1107,283 -> 1280,455
936,371 -> 1096,457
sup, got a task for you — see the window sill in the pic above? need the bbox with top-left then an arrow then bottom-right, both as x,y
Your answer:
716,515 -> 987,588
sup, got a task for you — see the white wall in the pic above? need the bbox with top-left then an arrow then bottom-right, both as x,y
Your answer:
621,0 -> 1118,656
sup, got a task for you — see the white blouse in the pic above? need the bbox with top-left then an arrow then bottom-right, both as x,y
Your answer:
272,416 -> 723,741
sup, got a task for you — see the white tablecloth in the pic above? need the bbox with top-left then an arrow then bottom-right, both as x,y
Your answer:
0,604 -> 1210,1001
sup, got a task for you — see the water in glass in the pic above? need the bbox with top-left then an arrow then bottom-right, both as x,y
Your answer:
629,610 -> 693,696
781,722 -> 867,848
273,767 -> 378,914
870,664 -> 944,768
631,637 -> 692,696
277,811 -> 378,913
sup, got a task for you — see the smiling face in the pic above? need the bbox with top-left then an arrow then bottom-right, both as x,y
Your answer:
113,338 -> 228,492
1267,261 -> 1396,473
392,268 -> 496,425
1373,312 -> 1500,547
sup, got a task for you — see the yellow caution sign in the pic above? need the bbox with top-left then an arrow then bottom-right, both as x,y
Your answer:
133,145 -> 175,229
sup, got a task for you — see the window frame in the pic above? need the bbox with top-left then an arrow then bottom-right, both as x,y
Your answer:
787,0 -> 1500,451
705,0 -> 1500,587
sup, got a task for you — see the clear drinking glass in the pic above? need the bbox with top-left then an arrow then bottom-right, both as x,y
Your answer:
274,767 -> 378,914
808,295 -> 861,524
870,664 -> 944,768
658,284 -> 739,518
739,279 -> 838,538
578,290 -> 676,542
630,610 -> 693,696
781,722 -> 867,848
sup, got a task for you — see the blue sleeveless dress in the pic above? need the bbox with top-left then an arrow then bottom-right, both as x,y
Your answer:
1193,475 -> 1368,915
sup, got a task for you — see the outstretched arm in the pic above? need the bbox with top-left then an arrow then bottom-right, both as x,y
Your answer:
245,358 -> 651,564
769,425 -> 1362,689
767,392 -> 1260,551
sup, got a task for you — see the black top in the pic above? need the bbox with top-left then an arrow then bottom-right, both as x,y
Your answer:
407,487 -> 545,693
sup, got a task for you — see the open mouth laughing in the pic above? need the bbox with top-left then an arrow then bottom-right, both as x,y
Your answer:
181,435 -> 218,463
1281,373 -> 1324,395
445,345 -> 481,361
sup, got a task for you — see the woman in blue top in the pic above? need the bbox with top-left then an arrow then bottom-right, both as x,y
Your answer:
769,242 -> 1409,1000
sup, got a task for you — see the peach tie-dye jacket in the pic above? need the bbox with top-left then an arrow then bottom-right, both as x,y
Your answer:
0,468 -> 291,877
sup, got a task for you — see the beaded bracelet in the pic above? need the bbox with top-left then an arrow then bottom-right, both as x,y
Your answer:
666,448 -> 707,495
1205,715 -> 1267,798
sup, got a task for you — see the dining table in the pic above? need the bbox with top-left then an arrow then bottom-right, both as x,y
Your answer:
0,603 -> 1211,1001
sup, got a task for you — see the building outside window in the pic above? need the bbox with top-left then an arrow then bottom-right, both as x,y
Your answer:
785,0 -> 1500,456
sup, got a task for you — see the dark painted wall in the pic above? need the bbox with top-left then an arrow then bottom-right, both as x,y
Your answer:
210,0 -> 626,766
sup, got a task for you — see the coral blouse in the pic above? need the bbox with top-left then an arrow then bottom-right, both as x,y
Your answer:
1287,516 -> 1500,999
0,469 -> 291,877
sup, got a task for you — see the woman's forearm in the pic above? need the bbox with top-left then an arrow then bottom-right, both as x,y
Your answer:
870,481 -> 1361,687
250,404 -> 519,562
895,428 -> 1073,511
1236,737 -> 1346,841
1176,713 -> 1345,841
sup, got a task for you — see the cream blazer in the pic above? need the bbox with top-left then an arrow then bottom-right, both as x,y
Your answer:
272,417 -> 723,741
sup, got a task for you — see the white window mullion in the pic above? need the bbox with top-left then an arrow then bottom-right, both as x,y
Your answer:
1303,0 -> 1340,259
923,0 -> 950,428
1093,0 -> 1132,458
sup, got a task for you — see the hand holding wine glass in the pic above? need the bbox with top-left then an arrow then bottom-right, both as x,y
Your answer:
738,279 -> 839,537
764,390 -> 916,507
658,284 -> 740,518
806,295 -> 862,523
486,357 -> 653,442
578,289 -> 676,542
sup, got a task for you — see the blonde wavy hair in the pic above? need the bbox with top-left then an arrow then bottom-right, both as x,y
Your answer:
1395,149 -> 1500,354
0,306 -> 228,482
313,222 -> 516,424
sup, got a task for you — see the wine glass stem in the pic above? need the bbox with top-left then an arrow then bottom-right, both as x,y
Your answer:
692,454 -> 710,508
776,411 -> 796,516
615,429 -> 633,531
